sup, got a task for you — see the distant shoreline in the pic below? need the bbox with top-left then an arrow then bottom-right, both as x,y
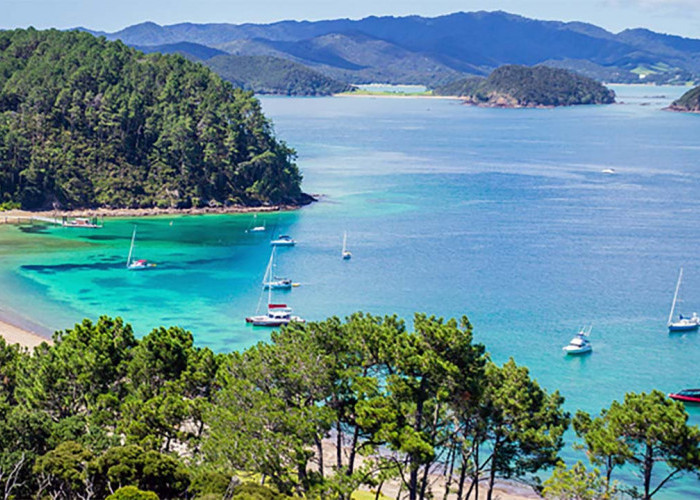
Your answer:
335,92 -> 459,100
0,200 -> 318,223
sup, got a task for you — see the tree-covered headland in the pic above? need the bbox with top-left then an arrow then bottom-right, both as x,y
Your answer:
433,65 -> 616,107
0,29 -> 306,210
668,85 -> 700,113
0,312 -> 698,499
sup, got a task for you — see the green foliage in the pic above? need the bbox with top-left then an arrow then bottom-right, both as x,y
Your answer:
575,390 -> 700,499
0,28 -> 304,210
92,445 -> 190,498
106,485 -> 160,500
433,65 -> 616,107
205,55 -> 352,96
232,482 -> 289,499
33,441 -> 93,498
542,461 -> 611,500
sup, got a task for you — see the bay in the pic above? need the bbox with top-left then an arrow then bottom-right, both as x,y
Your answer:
1,84 -> 700,494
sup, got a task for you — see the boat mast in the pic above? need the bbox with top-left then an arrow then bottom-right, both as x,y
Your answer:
668,267 -> 683,325
342,231 -> 347,255
127,226 -> 137,268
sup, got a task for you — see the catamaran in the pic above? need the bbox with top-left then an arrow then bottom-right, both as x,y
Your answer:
342,231 -> 352,260
563,326 -> 593,355
667,268 -> 700,332
262,247 -> 293,290
126,226 -> 155,270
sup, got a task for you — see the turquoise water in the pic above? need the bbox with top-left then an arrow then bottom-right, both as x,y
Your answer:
2,84 -> 700,494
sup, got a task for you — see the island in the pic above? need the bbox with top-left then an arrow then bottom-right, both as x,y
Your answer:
432,65 -> 616,108
667,85 -> 700,113
0,29 -> 309,211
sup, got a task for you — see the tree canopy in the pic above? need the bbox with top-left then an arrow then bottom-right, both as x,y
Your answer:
433,65 -> 616,107
0,29 -> 305,210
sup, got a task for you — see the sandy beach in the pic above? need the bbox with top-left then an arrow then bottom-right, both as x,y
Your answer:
0,318 -> 52,349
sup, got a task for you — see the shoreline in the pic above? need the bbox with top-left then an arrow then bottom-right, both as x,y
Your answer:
0,314 -> 53,349
0,198 -> 320,223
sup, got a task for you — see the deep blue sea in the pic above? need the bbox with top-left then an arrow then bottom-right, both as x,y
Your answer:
1,85 -> 699,496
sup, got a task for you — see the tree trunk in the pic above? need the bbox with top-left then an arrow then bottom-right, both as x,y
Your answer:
419,463 -> 431,500
409,379 -> 428,500
316,436 -> 325,480
486,440 -> 498,500
337,419 -> 343,470
643,444 -> 653,500
442,442 -> 456,500
375,480 -> 385,500
348,423 -> 361,475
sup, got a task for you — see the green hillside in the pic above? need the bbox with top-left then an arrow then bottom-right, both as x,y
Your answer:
433,65 -> 616,107
204,55 -> 352,95
668,85 -> 700,113
0,29 -> 305,210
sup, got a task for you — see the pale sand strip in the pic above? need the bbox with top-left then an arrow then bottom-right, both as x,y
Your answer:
0,318 -> 52,349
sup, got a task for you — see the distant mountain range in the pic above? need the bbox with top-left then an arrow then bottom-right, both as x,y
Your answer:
81,11 -> 700,86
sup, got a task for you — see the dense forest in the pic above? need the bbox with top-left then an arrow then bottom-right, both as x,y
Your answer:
668,85 -> 700,113
433,66 -> 616,107
0,312 -> 698,500
204,55 -> 352,96
0,29 -> 306,210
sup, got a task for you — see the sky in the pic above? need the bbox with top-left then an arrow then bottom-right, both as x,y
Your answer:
3,0 -> 700,38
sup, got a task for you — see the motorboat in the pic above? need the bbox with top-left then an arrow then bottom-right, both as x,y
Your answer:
271,235 -> 296,246
669,389 -> 700,403
563,326 -> 592,355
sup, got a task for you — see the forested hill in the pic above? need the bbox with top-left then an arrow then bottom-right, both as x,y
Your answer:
433,65 -> 616,107
204,55 -> 352,95
668,85 -> 700,113
0,29 -> 306,210
86,12 -> 700,85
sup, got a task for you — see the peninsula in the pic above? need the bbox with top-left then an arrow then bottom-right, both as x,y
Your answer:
0,29 -> 307,211
433,65 -> 616,108
667,85 -> 700,113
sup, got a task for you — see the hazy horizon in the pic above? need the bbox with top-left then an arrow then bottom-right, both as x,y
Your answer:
3,1 -> 700,39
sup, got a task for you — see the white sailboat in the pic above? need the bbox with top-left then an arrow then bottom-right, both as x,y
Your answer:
668,267 -> 700,332
126,226 -> 155,270
247,214 -> 266,233
262,247 -> 293,290
342,231 -> 352,260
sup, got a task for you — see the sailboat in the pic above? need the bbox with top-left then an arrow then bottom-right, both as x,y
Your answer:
667,267 -> 700,332
262,247 -> 293,290
246,214 -> 266,233
126,226 -> 155,270
342,231 -> 352,260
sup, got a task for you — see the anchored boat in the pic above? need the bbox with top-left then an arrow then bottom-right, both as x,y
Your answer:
563,326 -> 592,355
667,268 -> 700,332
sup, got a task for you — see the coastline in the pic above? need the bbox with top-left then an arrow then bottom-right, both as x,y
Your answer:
335,92 -> 459,100
0,199 -> 319,223
0,316 -> 52,349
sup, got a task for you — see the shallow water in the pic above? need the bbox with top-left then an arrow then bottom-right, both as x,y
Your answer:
1,84 -> 699,495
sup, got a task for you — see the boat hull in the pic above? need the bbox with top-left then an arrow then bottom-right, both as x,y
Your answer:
668,323 -> 700,332
669,393 -> 700,403
563,346 -> 592,355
